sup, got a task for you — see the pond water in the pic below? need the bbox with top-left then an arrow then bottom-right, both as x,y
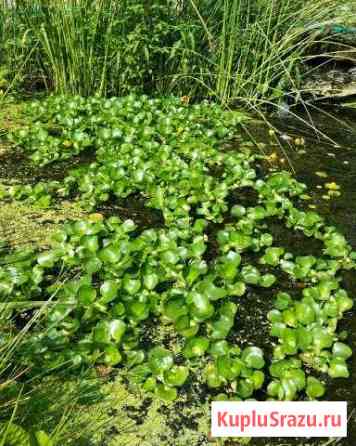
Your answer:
1,104 -> 356,445
248,105 -> 356,446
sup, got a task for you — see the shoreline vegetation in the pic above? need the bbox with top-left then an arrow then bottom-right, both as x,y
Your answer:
1,0 -> 353,107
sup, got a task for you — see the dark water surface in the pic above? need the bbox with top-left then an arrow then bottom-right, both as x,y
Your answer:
246,106 -> 356,446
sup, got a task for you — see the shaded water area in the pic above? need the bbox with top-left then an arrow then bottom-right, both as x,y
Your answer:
1,106 -> 356,445
245,106 -> 356,446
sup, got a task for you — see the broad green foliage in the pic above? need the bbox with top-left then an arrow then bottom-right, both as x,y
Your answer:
5,95 -> 252,224
1,95 -> 355,403
0,423 -> 53,446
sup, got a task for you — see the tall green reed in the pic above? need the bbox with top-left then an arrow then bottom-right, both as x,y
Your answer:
0,0 -> 349,107
194,0 -> 342,107
18,0 -> 119,96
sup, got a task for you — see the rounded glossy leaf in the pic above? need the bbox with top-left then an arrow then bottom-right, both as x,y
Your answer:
285,368 -> 305,391
295,302 -> 315,325
282,309 -> 298,328
267,380 -> 281,398
143,377 -> 157,392
82,235 -> 99,253
252,370 -> 265,390
241,265 -> 260,285
104,345 -> 122,365
128,301 -> 149,321
143,273 -> 159,290
306,377 -> 325,399
260,247 -> 284,266
275,292 -> 292,310
148,347 -> 174,375
217,356 -> 242,380
175,316 -> 199,338
328,358 -> 349,378
228,281 -> 246,297
209,340 -> 230,357
164,365 -> 189,387
99,246 -> 121,263
190,292 -> 215,321
236,379 -> 254,399
312,328 -> 333,351
205,364 -> 223,388
100,280 -> 119,303
231,205 -> 246,218
332,342 -> 352,360
241,346 -> 265,369
155,384 -> 177,402
183,337 -> 210,358
123,276 -> 141,295
281,377 -> 298,400
281,328 -> 298,355
259,274 -> 276,288
94,322 -> 111,344
109,319 -> 126,343
164,298 -> 188,322
37,250 -> 58,268
78,285 -> 97,305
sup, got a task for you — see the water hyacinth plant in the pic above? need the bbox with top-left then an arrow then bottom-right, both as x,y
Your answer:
1,94 -> 355,405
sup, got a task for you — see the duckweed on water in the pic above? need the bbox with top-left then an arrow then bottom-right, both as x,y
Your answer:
1,95 -> 355,403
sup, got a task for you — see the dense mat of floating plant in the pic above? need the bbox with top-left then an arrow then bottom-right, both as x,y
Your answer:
0,96 -> 355,402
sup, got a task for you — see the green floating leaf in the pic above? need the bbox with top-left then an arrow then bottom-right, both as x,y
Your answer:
37,250 -> 59,268
209,340 -> 230,357
143,273 -> 159,290
295,302 -> 315,325
189,291 -> 215,321
78,285 -> 97,305
109,319 -> 126,343
100,280 -> 119,303
217,251 -> 241,281
231,205 -> 246,218
259,273 -> 276,288
185,260 -> 208,286
306,377 -> 325,399
332,342 -> 352,360
282,328 -> 299,355
183,337 -> 210,358
82,235 -> 99,253
217,356 -> 242,380
104,345 -> 122,365
280,377 -> 298,400
175,315 -> 199,338
128,301 -> 150,321
275,292 -> 292,310
148,347 -> 174,375
99,245 -> 121,263
252,370 -> 265,389
197,279 -> 227,301
260,247 -> 284,266
164,298 -> 188,321
227,281 -> 246,297
155,384 -> 177,402
312,328 -> 333,352
164,365 -> 189,387
205,364 -> 223,388
240,265 -> 260,285
241,346 -> 265,369
123,276 -> 141,295
328,358 -> 349,378
236,379 -> 254,398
